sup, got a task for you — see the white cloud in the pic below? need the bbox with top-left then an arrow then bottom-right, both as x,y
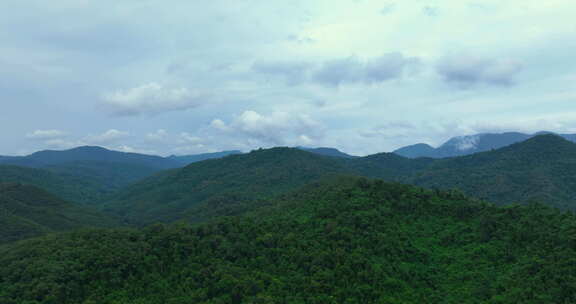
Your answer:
113,145 -> 158,155
102,83 -> 205,116
43,138 -> 86,149
85,129 -> 130,144
2,0 -> 576,156
25,129 -> 66,140
146,129 -> 169,142
210,119 -> 230,132
211,110 -> 325,146
179,132 -> 203,144
454,135 -> 480,151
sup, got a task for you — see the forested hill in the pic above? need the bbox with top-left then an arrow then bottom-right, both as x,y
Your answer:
1,177 -> 574,303
0,146 -> 185,204
298,147 -> 358,158
393,131 -> 576,158
167,150 -> 242,165
411,134 -> 576,210
0,183 -> 118,243
3,146 -> 181,169
0,165 -> 113,204
102,147 -> 351,226
100,135 -> 576,226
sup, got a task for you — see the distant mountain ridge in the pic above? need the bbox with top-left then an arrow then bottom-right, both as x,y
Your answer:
102,147 -> 350,226
0,146 -> 247,169
3,146 -> 181,169
101,134 -> 576,226
0,147 -> 249,203
409,134 -> 576,210
167,150 -> 242,165
393,131 -> 576,158
297,147 -> 358,158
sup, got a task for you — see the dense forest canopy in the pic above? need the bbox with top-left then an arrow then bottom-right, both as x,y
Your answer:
1,134 -> 576,303
1,178 -> 575,303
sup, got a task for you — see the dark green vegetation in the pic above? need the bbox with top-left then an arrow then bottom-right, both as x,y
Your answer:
411,134 -> 576,210
0,183 -> 117,244
102,134 -> 576,226
1,178 -> 575,303
0,146 -> 241,204
103,148 -> 351,226
393,131 -> 576,158
2,134 -> 576,303
0,165 -> 113,204
0,146 -> 182,204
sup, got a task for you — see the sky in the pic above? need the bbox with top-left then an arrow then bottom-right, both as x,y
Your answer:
1,0 -> 575,156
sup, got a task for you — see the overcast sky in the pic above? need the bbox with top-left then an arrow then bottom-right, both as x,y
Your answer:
1,0 -> 575,156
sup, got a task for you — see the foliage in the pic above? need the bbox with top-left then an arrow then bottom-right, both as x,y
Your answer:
102,148 -> 350,226
1,177 -> 575,303
0,183 -> 119,243
411,134 -> 576,210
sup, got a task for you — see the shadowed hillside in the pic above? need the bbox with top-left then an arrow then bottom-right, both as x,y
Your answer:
0,183 -> 118,243
103,148 -> 350,225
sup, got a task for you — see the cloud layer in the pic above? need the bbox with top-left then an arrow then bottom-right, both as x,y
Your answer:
102,83 -> 204,116
1,0 -> 576,155
437,54 -> 523,88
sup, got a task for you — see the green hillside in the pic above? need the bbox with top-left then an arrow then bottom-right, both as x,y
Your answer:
411,134 -> 576,210
0,165 -> 112,204
0,183 -> 118,243
0,160 -> 168,204
0,146 -> 187,204
45,160 -> 166,195
101,135 -> 576,226
103,148 -> 349,225
1,177 -> 574,303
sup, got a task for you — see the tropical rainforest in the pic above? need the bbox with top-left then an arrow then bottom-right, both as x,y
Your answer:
0,134 -> 575,303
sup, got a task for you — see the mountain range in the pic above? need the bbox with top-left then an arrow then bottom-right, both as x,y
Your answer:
1,132 -> 576,302
95,134 -> 576,226
393,131 -> 576,158
0,147 -> 247,204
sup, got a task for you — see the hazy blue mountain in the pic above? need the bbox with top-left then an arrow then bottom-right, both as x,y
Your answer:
392,143 -> 436,158
297,147 -> 358,158
167,150 -> 243,165
26,146 -> 181,169
393,131 -> 576,158
433,132 -> 532,158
